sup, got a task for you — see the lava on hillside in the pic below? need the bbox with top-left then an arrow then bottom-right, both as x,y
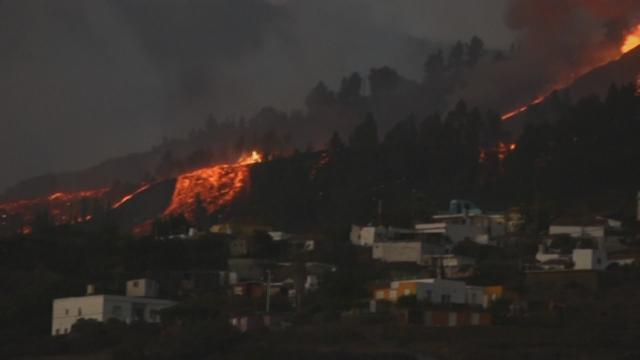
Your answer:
0,188 -> 110,227
162,151 -> 263,222
500,24 -> 640,121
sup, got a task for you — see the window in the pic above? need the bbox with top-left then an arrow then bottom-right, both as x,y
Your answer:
77,308 -> 82,316
63,328 -> 68,334
133,281 -> 139,288
64,309 -> 69,315
55,329 -> 60,336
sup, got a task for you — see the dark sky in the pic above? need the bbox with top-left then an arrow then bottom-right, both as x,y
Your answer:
0,0 -> 511,192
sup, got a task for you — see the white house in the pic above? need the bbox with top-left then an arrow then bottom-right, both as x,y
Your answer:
412,279 -> 467,305
415,213 -> 506,245
535,240 -> 609,271
549,217 -> 625,251
373,278 -> 505,312
422,254 -> 477,279
389,278 -> 467,305
350,225 -> 415,247
51,279 -> 176,336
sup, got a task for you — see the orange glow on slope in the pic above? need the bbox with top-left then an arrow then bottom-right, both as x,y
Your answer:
502,24 -> 640,122
112,184 -> 151,209
479,142 -> 517,164
622,25 -> 640,53
0,188 -> 110,224
163,151 -> 263,221
501,95 -> 545,121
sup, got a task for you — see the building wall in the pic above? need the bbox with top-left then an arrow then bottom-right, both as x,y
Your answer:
573,248 -> 607,270
391,281 -> 418,298
359,226 -> 382,246
373,242 -> 423,263
350,225 -> 375,246
465,286 -> 487,308
52,296 -> 105,336
549,225 -> 605,239
52,295 -> 176,336
126,279 -> 159,298
228,259 -> 270,281
414,279 -> 467,305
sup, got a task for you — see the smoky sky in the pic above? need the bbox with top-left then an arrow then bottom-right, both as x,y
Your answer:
453,0 -> 640,112
0,0 -> 511,192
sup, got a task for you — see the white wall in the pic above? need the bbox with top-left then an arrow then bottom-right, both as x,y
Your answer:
414,279 -> 466,305
573,248 -> 608,270
126,279 -> 159,298
52,296 -> 105,336
52,295 -> 176,336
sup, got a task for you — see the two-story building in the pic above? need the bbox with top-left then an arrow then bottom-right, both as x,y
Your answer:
51,279 -> 176,336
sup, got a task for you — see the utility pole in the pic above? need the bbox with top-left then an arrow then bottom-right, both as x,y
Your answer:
265,270 -> 271,313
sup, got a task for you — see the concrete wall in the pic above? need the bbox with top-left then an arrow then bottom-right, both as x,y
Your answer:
52,295 -> 176,336
573,248 -> 607,270
52,296 -> 104,336
465,286 -> 488,308
350,225 -> 386,247
549,225 -> 605,239
126,279 -> 159,298
414,279 -> 467,305
373,242 -> 423,263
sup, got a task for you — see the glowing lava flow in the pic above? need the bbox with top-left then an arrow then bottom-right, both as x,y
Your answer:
163,151 -> 263,221
622,25 -> 640,53
0,188 -> 110,225
501,25 -> 640,122
112,184 -> 151,209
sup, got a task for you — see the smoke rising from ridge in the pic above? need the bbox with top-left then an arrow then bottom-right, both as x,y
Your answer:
0,0 -> 510,192
452,0 -> 640,112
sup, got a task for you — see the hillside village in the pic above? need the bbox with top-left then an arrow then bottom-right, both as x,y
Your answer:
4,5 -> 640,358
35,191 -> 640,358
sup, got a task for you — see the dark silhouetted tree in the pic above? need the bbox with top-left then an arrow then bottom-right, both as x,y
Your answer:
348,114 -> 378,151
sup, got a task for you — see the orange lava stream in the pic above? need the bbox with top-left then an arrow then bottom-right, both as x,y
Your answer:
622,25 -> 640,53
0,188 -> 110,224
163,151 -> 263,221
501,25 -> 640,122
112,184 -> 151,209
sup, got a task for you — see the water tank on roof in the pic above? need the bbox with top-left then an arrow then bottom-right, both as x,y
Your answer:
449,200 -> 482,215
